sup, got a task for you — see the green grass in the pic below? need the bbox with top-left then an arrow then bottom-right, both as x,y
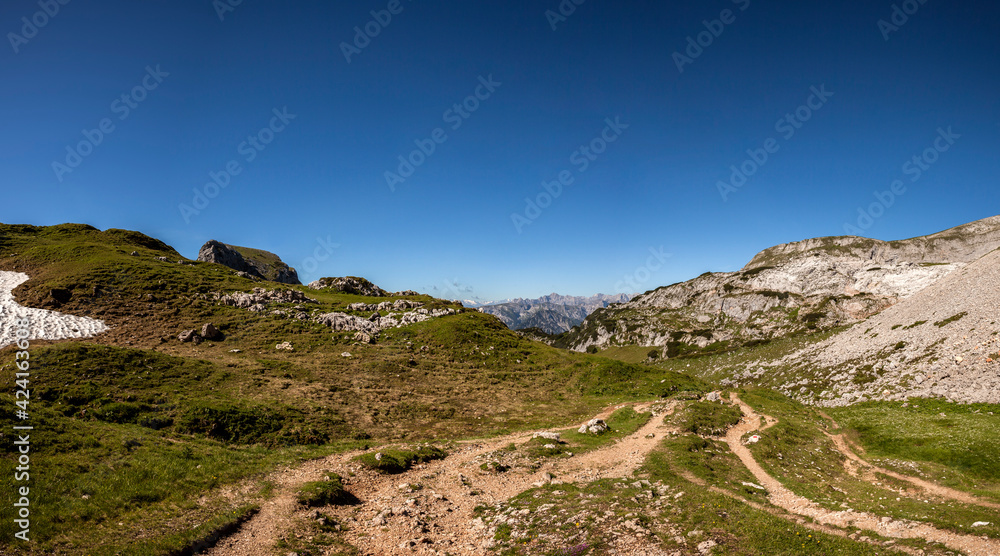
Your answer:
296,473 -> 356,506
680,401 -> 743,436
353,445 -> 448,474
830,399 -> 1000,491
737,390 -> 1000,539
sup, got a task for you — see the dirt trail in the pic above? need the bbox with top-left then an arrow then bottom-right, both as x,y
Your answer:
206,402 -> 674,556
820,426 -> 1000,511
725,393 -> 1000,556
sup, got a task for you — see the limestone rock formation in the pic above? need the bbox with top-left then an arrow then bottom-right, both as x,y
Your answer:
307,276 -> 389,297
197,240 -> 300,284
558,216 -> 1000,354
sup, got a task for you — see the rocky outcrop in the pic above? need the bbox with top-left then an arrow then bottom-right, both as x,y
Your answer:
215,287 -> 317,312
558,216 -> 1000,354
477,293 -> 631,334
308,276 -> 390,297
197,240 -> 300,284
314,306 -> 456,342
747,247 -> 1000,406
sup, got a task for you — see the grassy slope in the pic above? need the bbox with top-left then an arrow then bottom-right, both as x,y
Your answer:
0,223 -> 708,554
3,223 -> 995,554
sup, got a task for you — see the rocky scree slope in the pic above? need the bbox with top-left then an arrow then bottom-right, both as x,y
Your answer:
197,240 -> 300,284
741,246 -> 1000,406
558,216 -> 1000,354
478,292 -> 631,334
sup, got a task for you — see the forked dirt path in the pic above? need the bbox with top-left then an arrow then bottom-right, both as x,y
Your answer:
206,401 -> 675,556
818,418 -> 1000,511
725,393 -> 1000,556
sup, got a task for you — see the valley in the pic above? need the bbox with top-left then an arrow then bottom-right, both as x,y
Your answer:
0,219 -> 998,555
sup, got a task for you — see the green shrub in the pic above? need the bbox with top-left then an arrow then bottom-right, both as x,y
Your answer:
296,474 -> 356,506
586,345 -> 599,354
934,312 -> 967,327
355,445 -> 447,474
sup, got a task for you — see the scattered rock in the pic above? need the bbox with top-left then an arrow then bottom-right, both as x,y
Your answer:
275,342 -> 293,351
178,330 -> 200,343
308,276 -> 388,296
578,418 -> 609,435
200,323 -> 222,340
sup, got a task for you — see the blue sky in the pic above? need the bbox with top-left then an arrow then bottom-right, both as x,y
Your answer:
1,1 -> 997,301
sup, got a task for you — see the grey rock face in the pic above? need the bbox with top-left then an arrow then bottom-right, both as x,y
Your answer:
197,240 -> 300,284
478,293 -> 631,334
560,216 -> 1000,353
307,276 -> 389,297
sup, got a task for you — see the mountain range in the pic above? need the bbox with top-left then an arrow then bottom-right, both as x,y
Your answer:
475,292 -> 632,334
2,217 -> 1000,555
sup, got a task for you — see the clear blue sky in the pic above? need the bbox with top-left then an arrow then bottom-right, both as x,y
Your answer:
1,1 -> 997,302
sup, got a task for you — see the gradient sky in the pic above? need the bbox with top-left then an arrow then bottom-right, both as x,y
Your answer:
1,1 -> 997,301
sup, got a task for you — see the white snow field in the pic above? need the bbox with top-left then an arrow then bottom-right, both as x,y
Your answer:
0,271 -> 109,348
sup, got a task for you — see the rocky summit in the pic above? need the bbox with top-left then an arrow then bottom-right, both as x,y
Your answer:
197,239 -> 301,284
558,216 -> 1000,359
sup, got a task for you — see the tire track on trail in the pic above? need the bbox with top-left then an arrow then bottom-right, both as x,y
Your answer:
205,401 -> 675,556
725,393 -> 1000,556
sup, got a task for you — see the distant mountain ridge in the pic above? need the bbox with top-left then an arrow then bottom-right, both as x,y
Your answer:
477,293 -> 632,334
556,215 -> 1000,354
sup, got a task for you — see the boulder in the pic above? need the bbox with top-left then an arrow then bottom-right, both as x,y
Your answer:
532,431 -> 562,442
200,323 -> 222,340
578,418 -> 609,435
178,330 -> 200,343
275,341 -> 294,351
